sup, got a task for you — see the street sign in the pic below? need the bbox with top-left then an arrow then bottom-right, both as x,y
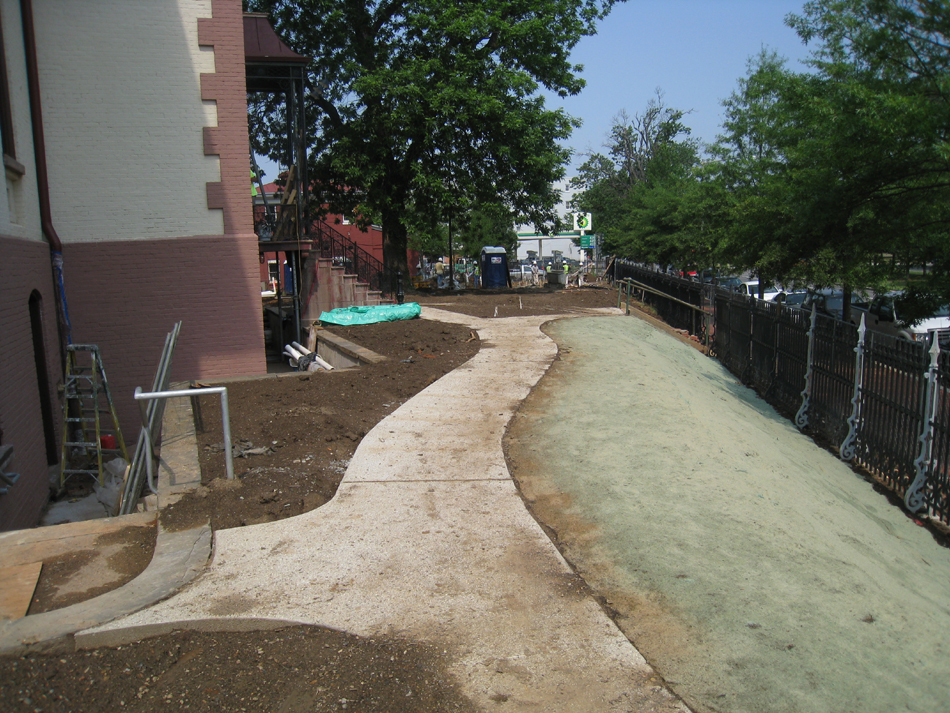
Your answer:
579,234 -> 595,248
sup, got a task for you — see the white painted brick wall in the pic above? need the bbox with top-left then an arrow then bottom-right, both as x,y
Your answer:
34,0 -> 224,242
0,0 -> 43,242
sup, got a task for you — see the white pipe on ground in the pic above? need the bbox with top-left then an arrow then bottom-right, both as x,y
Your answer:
309,354 -> 334,371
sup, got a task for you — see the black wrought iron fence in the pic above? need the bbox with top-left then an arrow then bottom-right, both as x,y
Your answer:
612,263 -> 950,529
807,314 -> 860,446
770,306 -> 811,417
716,290 -> 753,378
614,260 -> 706,338
853,333 -> 928,498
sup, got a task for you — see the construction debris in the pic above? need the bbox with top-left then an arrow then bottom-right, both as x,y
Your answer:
283,340 -> 334,372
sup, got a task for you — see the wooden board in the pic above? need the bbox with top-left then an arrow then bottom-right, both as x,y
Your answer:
0,512 -> 155,569
0,561 -> 42,620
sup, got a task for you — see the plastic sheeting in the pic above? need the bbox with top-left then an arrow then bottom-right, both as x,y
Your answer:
318,302 -> 421,325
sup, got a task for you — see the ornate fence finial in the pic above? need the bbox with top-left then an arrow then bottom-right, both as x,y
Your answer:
906,334 -> 942,512
795,303 -> 818,430
840,312 -> 867,461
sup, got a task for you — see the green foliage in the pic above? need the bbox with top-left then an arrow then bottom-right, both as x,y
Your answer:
708,2 -> 950,310
784,0 -> 950,314
568,92 -> 703,266
246,0 -> 617,275
408,203 -> 518,258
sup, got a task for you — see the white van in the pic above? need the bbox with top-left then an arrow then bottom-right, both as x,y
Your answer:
852,292 -> 950,344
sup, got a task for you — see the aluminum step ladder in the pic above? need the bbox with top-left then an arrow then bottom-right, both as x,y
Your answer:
59,344 -> 128,487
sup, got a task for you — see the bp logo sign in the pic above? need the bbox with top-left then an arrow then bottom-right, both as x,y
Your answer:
573,212 -> 592,231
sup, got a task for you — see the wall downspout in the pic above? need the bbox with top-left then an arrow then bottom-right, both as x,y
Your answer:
19,0 -> 71,362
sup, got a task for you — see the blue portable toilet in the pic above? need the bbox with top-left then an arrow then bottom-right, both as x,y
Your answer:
480,246 -> 508,288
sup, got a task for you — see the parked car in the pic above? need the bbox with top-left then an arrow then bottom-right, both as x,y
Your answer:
773,290 -> 808,306
734,280 -> 781,301
714,276 -> 743,291
851,291 -> 950,344
798,289 -> 869,320
509,264 -> 528,282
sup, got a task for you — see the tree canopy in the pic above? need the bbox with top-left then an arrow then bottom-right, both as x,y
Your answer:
408,201 -> 518,260
247,0 -> 618,277
568,92 -> 703,267
573,1 -> 950,320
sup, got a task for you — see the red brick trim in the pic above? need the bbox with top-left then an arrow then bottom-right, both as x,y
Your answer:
197,0 -> 253,237
63,234 -> 266,439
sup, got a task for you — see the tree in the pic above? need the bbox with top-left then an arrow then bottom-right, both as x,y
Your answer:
568,92 -> 702,265
247,0 -> 618,278
786,0 -> 950,317
408,202 -> 517,260
710,2 -> 950,317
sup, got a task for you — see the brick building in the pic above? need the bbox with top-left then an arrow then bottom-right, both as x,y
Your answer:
0,0 -> 266,530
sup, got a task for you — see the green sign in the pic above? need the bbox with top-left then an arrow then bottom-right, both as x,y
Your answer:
579,235 -> 595,248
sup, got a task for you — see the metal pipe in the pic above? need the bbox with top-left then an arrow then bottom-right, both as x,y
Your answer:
134,386 -> 234,480
21,0 -> 73,356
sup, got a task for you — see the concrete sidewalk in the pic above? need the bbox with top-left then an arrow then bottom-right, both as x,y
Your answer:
81,307 -> 687,712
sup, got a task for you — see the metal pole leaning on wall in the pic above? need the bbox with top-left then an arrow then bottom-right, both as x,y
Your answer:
905,337 -> 941,513
134,386 -> 234,484
840,314 -> 867,460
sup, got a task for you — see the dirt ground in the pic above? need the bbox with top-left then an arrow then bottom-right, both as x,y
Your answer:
27,524 -> 157,616
3,283 -> 620,712
160,314 -> 484,532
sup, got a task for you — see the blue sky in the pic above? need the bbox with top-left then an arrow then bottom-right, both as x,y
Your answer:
554,0 -> 814,171
257,2 -> 815,187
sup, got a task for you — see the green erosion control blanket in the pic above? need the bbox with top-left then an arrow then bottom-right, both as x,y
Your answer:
318,302 -> 421,326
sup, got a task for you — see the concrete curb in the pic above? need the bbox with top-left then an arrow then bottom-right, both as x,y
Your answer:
0,524 -> 211,655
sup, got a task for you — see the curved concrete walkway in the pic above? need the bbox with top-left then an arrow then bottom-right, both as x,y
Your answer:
81,307 -> 686,712
0,523 -> 210,655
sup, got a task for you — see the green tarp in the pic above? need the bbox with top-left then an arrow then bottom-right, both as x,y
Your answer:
318,302 -> 421,326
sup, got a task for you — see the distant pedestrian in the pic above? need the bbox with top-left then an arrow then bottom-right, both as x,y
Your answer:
532,263 -> 539,286
435,259 -> 445,288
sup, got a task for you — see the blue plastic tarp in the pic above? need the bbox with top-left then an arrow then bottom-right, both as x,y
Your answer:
318,302 -> 421,326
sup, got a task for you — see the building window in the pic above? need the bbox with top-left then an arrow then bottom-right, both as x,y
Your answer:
0,15 -> 15,163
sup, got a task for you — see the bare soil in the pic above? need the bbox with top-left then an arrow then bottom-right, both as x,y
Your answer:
159,314 -> 483,532
1,284 -> 619,712
27,525 -> 157,615
1,626 -> 476,713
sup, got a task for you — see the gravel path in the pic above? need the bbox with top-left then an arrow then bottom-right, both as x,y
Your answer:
507,315 -> 950,713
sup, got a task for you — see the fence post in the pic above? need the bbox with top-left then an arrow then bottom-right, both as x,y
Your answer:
840,313 -> 867,461
625,279 -> 631,315
906,336 -> 941,512
795,304 -> 818,430
772,300 -> 781,384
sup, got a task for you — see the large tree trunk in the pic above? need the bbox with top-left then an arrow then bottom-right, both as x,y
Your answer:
842,284 -> 853,324
382,209 -> 411,293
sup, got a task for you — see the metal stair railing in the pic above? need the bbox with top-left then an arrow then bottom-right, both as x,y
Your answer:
308,219 -> 390,295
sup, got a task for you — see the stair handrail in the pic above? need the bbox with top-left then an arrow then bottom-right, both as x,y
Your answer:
308,219 -> 390,294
